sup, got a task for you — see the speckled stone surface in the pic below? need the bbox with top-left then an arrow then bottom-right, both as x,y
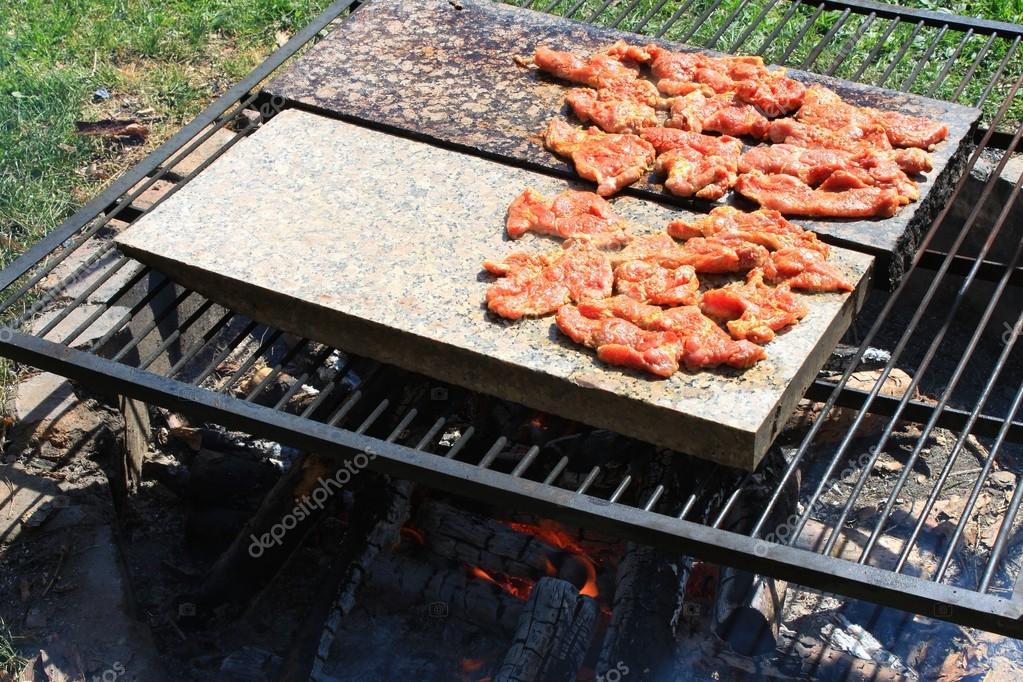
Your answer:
265,0 -> 979,287
115,110 -> 873,470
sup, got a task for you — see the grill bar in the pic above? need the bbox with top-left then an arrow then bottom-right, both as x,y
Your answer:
2,0 -> 1022,637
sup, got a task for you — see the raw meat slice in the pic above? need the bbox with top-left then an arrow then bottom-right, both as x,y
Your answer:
611,231 -> 766,274
604,40 -> 658,65
666,205 -> 826,255
768,117 -> 893,153
766,246 -> 854,293
641,129 -> 742,200
735,171 -> 901,218
734,75 -> 807,117
483,242 -> 613,319
797,85 -> 949,150
739,144 -> 921,203
544,119 -> 655,197
701,269 -> 808,343
646,47 -> 770,96
555,304 -> 683,377
614,260 -> 699,305
611,231 -> 686,266
565,83 -> 660,133
533,45 -> 640,87
667,205 -> 827,255
666,91 -> 770,139
575,296 -> 766,370
506,188 -> 632,246
656,148 -> 734,200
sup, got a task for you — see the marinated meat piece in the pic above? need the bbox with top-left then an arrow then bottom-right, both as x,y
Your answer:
659,305 -> 767,369
612,231 -> 764,274
647,48 -> 769,96
814,166 -> 917,204
544,119 -> 655,197
533,45 -> 640,87
598,77 -> 667,108
766,246 -> 854,293
735,171 -> 901,218
556,304 -> 683,377
797,85 -> 949,150
686,237 -> 771,272
483,243 -> 613,320
506,188 -> 632,246
642,126 -> 743,162
666,91 -> 770,139
768,117 -> 893,152
614,260 -> 699,305
645,130 -> 742,200
891,147 -> 933,175
604,40 -> 658,65
656,148 -> 733,200
739,144 -> 921,203
700,269 -> 807,343
611,231 -> 686,266
668,205 -> 827,255
739,144 -> 855,185
576,296 -> 766,370
734,75 -> 806,117
565,83 -> 660,134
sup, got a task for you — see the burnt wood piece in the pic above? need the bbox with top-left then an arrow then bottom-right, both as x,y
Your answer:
598,451 -> 685,681
364,552 -> 525,635
710,450 -> 800,656
120,396 -> 149,494
308,477 -> 416,680
264,0 -> 981,287
187,452 -> 339,620
417,499 -> 593,589
494,577 -> 598,682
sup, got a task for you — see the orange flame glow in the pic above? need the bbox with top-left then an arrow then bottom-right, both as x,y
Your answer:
460,658 -> 486,673
467,565 -> 535,601
501,520 -> 600,598
400,526 -> 426,546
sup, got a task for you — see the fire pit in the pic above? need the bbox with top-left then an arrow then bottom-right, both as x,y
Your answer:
1,0 -> 1022,679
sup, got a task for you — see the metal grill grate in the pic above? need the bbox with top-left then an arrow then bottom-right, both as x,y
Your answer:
2,0 -> 1023,635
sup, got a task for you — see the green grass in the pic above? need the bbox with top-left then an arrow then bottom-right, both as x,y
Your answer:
0,0 -> 332,402
0,0 -> 332,271
0,618 -> 25,679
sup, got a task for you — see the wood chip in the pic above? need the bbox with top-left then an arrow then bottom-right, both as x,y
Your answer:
74,119 -> 149,140
846,368 -> 916,399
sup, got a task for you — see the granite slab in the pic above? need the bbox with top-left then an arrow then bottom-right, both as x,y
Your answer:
115,110 -> 873,470
264,0 -> 979,287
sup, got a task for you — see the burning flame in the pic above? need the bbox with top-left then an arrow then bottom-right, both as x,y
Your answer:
400,526 -> 426,546
501,520 -> 600,598
460,658 -> 486,673
467,565 -> 535,601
